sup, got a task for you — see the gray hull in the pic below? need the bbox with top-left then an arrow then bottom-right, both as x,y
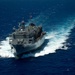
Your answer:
12,35 -> 45,57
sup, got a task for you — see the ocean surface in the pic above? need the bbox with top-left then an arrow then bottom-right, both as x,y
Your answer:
0,0 -> 75,75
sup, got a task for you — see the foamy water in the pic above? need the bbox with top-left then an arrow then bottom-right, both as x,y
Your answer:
0,17 -> 75,58
23,18 -> 75,58
0,38 -> 14,58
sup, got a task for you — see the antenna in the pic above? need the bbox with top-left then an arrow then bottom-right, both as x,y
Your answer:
21,17 -> 25,25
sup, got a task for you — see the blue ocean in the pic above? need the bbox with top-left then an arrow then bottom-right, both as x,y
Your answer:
0,0 -> 75,75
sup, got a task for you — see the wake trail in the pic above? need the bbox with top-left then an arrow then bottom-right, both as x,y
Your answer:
0,15 -> 75,58
22,16 -> 75,58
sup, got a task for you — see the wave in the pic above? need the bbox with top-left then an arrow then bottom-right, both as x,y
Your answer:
0,37 -> 14,58
0,15 -> 75,58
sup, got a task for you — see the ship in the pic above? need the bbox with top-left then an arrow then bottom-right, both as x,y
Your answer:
9,20 -> 46,58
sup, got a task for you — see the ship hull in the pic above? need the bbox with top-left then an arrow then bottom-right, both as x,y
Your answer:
11,35 -> 45,58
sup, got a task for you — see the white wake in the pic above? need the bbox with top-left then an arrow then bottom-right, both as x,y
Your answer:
0,18 -> 75,58
0,38 -> 14,58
